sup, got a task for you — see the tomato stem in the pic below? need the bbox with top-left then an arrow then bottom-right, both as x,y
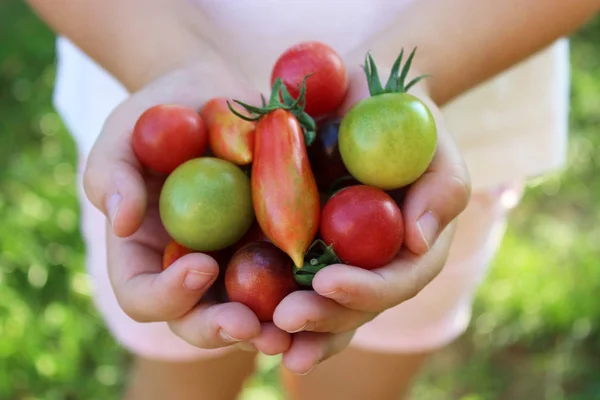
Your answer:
363,47 -> 431,97
293,239 -> 341,288
227,76 -> 317,146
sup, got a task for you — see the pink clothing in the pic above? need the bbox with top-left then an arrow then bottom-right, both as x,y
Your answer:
76,156 -> 521,359
53,1 -> 568,358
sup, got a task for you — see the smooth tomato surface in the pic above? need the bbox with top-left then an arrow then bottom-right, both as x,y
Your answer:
320,185 -> 404,269
224,241 -> 298,322
200,98 -> 255,165
132,104 -> 208,174
159,157 -> 254,252
271,41 -> 348,118
339,93 -> 437,190
251,109 -> 320,268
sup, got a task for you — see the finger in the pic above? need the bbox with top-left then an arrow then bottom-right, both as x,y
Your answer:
108,224 -> 220,322
313,224 -> 456,313
402,100 -> 471,255
282,331 -> 355,375
168,302 -> 261,350
83,98 -> 150,238
273,290 -> 376,334
246,323 -> 293,356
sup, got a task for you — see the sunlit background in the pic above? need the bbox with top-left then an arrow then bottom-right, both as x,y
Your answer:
1,2 -> 599,399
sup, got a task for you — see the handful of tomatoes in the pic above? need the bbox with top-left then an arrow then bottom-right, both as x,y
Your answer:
132,41 -> 437,322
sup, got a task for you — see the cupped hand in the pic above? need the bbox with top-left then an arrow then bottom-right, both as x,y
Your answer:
273,64 -> 472,374
83,64 -> 292,356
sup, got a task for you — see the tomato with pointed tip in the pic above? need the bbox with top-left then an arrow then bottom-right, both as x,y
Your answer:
271,41 -> 348,119
320,185 -> 404,270
133,104 -> 208,174
224,241 -> 298,322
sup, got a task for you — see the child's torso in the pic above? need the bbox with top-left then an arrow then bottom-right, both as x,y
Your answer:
193,0 -> 413,89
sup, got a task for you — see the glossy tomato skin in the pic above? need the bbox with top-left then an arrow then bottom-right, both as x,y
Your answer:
339,93 -> 437,190
225,241 -> 298,322
320,185 -> 404,270
252,109 -> 320,268
271,41 -> 348,119
159,157 -> 254,252
200,98 -> 255,165
133,104 -> 208,174
308,118 -> 352,192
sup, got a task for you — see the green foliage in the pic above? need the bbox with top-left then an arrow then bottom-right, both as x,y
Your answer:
0,1 -> 599,399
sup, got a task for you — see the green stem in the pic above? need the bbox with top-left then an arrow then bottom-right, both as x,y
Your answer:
293,240 -> 341,288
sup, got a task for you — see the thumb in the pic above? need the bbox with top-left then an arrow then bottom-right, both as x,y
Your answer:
83,101 -> 148,238
402,101 -> 472,255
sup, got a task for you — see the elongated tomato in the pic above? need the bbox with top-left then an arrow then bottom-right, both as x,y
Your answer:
252,109 -> 320,268
200,98 -> 255,165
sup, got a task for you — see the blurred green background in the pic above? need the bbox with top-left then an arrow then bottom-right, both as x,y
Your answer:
1,2 -> 599,399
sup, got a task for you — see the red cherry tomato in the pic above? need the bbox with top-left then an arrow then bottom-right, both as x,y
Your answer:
320,185 -> 404,270
132,104 -> 208,174
224,241 -> 298,322
271,41 -> 348,119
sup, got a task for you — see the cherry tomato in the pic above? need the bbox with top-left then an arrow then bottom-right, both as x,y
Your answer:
271,41 -> 348,119
224,241 -> 298,322
132,104 -> 208,174
200,98 -> 255,165
339,48 -> 436,189
308,118 -> 352,192
320,185 -> 404,270
159,157 -> 254,252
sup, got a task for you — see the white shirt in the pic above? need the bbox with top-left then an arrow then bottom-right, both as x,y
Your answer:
52,0 -> 570,190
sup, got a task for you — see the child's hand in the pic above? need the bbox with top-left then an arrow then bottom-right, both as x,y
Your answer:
272,66 -> 472,373
83,65 -> 292,355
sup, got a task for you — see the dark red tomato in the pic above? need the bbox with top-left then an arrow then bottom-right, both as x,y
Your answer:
224,241 -> 298,322
308,118 -> 354,192
132,104 -> 208,174
320,185 -> 404,270
271,41 -> 348,119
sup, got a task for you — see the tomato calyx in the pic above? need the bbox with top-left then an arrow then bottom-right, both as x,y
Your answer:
364,47 -> 430,97
227,77 -> 317,146
293,239 -> 341,287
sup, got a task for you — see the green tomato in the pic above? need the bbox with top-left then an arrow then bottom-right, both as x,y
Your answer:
338,93 -> 437,190
159,157 -> 254,252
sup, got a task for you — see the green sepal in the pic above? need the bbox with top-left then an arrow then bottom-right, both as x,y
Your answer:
363,47 -> 430,96
227,76 -> 316,146
293,239 -> 341,288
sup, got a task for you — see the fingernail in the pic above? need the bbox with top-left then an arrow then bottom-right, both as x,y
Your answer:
417,211 -> 439,249
218,329 -> 241,343
183,270 -> 214,290
236,342 -> 257,352
299,366 -> 315,376
320,289 -> 348,304
288,321 -> 315,333
106,192 -> 122,228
